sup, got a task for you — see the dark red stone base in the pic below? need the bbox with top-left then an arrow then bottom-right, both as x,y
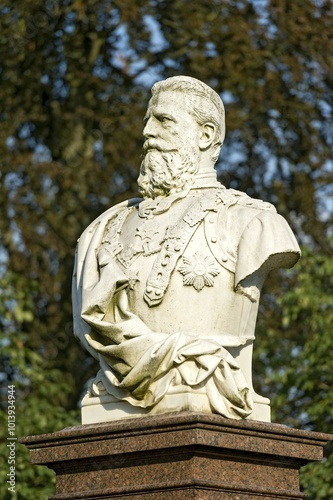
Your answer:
21,412 -> 332,499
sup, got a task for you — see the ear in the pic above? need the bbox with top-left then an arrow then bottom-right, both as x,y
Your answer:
198,122 -> 216,150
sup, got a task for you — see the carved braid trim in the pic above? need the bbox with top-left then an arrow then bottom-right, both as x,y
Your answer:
143,189 -> 224,307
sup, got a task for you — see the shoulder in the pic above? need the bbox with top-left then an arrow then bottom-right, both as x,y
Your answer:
78,197 -> 142,242
217,188 -> 278,241
226,188 -> 276,212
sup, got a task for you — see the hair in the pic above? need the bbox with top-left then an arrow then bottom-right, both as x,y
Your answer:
151,76 -> 225,163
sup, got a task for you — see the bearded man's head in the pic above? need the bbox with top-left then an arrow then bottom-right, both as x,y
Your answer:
137,76 -> 225,200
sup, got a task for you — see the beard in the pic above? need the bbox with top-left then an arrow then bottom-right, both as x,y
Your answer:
137,142 -> 199,199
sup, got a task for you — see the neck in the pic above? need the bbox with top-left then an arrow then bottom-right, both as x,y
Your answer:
191,167 -> 221,188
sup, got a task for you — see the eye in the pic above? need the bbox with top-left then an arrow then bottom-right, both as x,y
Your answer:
158,115 -> 174,124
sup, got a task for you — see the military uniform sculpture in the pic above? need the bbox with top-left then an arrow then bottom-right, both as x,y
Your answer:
73,76 -> 300,424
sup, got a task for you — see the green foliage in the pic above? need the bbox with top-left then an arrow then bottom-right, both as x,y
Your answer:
255,246 -> 333,498
256,248 -> 333,422
0,0 -> 332,498
0,272 -> 79,499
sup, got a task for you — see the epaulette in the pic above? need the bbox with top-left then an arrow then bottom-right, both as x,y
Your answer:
227,189 -> 276,212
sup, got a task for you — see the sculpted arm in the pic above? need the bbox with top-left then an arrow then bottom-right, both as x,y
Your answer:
235,210 -> 301,294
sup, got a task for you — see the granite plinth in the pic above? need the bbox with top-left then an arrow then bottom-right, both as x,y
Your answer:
21,412 -> 332,499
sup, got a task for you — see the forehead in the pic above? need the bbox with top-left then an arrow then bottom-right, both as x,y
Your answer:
147,91 -> 190,117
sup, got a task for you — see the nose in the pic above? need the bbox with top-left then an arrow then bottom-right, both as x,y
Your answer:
143,117 -> 156,139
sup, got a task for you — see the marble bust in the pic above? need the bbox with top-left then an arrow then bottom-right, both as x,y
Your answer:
72,76 -> 300,424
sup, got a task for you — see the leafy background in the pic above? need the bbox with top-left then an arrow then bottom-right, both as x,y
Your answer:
0,1 -> 332,498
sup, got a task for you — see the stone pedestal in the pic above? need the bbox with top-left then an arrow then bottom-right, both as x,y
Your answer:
21,412 -> 332,499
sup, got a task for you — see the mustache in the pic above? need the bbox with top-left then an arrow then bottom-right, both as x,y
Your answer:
142,140 -> 178,155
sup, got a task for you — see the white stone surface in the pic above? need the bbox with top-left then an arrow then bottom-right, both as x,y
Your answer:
81,387 -> 271,425
73,76 -> 300,424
